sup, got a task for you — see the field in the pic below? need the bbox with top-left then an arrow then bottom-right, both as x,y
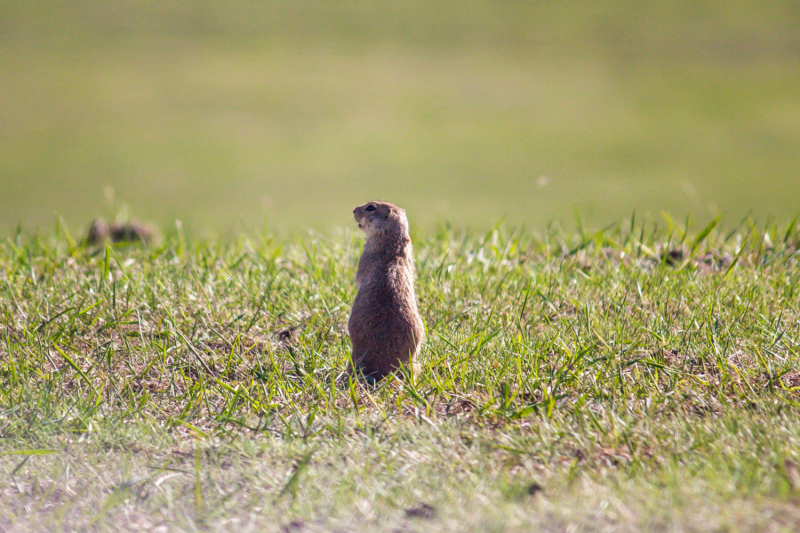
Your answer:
1,219 -> 799,532
1,1 -> 800,233
2,1 -> 800,531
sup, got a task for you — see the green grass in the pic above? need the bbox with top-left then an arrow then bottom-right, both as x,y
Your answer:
1,216 -> 800,531
2,0 -> 800,233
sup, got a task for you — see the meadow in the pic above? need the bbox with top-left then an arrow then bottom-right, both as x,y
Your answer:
2,1 -> 800,530
1,0 -> 800,233
1,217 -> 799,531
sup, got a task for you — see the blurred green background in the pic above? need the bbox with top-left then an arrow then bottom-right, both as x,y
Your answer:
1,1 -> 799,235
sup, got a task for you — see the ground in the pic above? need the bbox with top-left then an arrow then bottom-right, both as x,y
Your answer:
1,218 -> 799,531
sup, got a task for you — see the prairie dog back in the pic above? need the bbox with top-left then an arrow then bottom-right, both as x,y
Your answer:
348,201 -> 424,381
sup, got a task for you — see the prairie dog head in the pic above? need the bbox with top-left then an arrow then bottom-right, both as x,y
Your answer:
353,201 -> 409,240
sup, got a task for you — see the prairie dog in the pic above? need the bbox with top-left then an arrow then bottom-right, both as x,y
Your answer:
348,201 -> 425,381
86,218 -> 155,246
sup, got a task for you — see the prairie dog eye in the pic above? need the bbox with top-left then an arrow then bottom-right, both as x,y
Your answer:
365,205 -> 376,212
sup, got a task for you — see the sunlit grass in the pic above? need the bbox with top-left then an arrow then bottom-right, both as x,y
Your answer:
1,215 -> 799,531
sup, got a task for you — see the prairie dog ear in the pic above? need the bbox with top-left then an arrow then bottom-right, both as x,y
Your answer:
377,204 -> 392,219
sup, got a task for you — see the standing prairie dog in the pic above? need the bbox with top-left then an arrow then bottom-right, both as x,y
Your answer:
348,201 -> 425,382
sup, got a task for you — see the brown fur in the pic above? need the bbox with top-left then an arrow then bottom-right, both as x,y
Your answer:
86,218 -> 155,246
348,201 -> 425,381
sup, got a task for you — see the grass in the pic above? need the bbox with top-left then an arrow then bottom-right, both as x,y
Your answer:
1,215 -> 800,531
2,0 -> 800,233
